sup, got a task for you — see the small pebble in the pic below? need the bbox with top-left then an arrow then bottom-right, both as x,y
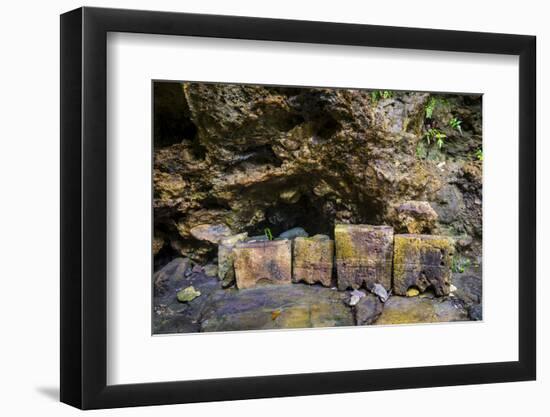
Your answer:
406,287 -> 420,297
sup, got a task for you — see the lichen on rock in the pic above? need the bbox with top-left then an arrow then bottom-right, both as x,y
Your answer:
334,224 -> 394,291
374,296 -> 467,325
393,234 -> 454,296
176,286 -> 201,303
292,234 -> 334,287
395,200 -> 438,233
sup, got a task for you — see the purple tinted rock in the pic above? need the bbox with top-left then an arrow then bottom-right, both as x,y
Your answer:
233,239 -> 292,289
334,224 -> 394,291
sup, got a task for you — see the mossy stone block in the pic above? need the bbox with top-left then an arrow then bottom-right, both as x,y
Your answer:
393,234 -> 454,296
292,234 -> 334,287
334,224 -> 394,291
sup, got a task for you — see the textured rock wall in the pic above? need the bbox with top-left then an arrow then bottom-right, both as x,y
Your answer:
153,82 -> 482,268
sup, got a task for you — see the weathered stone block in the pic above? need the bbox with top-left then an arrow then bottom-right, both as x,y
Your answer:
234,239 -> 292,289
217,232 -> 248,288
334,224 -> 394,291
393,234 -> 454,296
292,234 -> 334,287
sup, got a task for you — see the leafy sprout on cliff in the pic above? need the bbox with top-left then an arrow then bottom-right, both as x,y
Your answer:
425,96 -> 437,119
425,96 -> 451,120
449,117 -> 463,134
370,90 -> 394,102
264,228 -> 273,241
475,149 -> 483,161
451,256 -> 471,273
424,128 -> 447,149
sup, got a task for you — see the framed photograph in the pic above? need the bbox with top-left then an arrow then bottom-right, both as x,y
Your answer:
60,6 -> 536,409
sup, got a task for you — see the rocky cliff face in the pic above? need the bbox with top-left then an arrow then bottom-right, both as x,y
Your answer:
153,82 -> 482,270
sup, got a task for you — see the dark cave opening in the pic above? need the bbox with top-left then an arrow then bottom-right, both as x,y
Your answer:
154,82 -> 194,147
248,190 -> 355,240
153,238 -> 179,271
153,82 -> 207,161
316,116 -> 341,141
233,170 -> 387,244
261,196 -> 333,238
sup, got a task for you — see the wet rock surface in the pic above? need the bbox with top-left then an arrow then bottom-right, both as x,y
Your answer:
200,284 -> 354,332
153,257 -> 192,298
153,265 -> 473,334
375,296 -> 468,325
154,260 -> 354,334
452,272 -> 483,321
452,273 -> 482,305
468,303 -> 483,321
153,260 -> 220,334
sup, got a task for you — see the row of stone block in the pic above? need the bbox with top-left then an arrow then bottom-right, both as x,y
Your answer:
220,224 -> 454,296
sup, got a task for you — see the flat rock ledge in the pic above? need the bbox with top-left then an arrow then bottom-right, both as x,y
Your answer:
200,284 -> 353,332
153,260 -> 470,334
375,295 -> 468,325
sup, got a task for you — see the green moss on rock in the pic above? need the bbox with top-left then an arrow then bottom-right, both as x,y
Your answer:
177,286 -> 201,303
393,234 -> 454,296
334,224 -> 394,291
293,234 -> 334,287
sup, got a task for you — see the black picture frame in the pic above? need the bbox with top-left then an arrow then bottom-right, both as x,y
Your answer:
60,6 -> 536,410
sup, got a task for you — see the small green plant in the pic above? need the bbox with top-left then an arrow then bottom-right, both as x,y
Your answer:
425,97 -> 437,119
424,128 -> 447,149
449,117 -> 462,133
370,90 -> 394,102
451,256 -> 471,273
475,148 -> 483,161
264,228 -> 273,241
425,96 -> 451,120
